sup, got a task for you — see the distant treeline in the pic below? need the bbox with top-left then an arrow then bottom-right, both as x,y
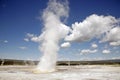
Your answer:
0,59 -> 37,65
0,59 -> 120,66
57,60 -> 120,65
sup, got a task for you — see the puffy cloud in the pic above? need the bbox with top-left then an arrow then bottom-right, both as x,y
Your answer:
102,49 -> 110,54
80,49 -> 97,54
31,36 -> 41,42
26,33 -> 41,42
101,27 -> 120,46
61,42 -> 71,48
24,33 -> 43,43
58,24 -> 71,39
91,43 -> 98,48
65,14 -> 118,42
19,46 -> 27,50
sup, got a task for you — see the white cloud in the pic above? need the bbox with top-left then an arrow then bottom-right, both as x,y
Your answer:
91,43 -> 98,48
26,33 -> 34,38
110,41 -> 120,46
102,49 -> 110,54
58,24 -> 71,39
61,42 -> 71,48
24,33 -> 43,43
101,27 -> 120,46
19,46 -> 27,50
31,36 -> 40,42
65,14 -> 118,42
80,49 -> 97,54
24,38 -> 29,42
4,40 -> 8,43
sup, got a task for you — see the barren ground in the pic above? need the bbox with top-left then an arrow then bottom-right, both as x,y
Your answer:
0,65 -> 120,80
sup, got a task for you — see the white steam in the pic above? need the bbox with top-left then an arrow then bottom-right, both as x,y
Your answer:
36,0 -> 70,72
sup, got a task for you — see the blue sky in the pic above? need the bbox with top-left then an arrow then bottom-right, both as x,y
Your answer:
0,0 -> 120,60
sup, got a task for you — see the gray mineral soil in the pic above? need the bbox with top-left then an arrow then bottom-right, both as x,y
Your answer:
0,65 -> 120,80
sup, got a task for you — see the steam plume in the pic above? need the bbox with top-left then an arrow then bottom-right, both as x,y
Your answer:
36,0 -> 70,72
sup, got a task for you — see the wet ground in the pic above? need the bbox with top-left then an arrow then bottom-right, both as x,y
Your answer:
0,65 -> 120,80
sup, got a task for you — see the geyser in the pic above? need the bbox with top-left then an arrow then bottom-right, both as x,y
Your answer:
35,0 -> 70,73
32,0 -> 120,74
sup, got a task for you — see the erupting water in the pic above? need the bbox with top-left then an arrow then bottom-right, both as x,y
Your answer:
35,0 -> 70,73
